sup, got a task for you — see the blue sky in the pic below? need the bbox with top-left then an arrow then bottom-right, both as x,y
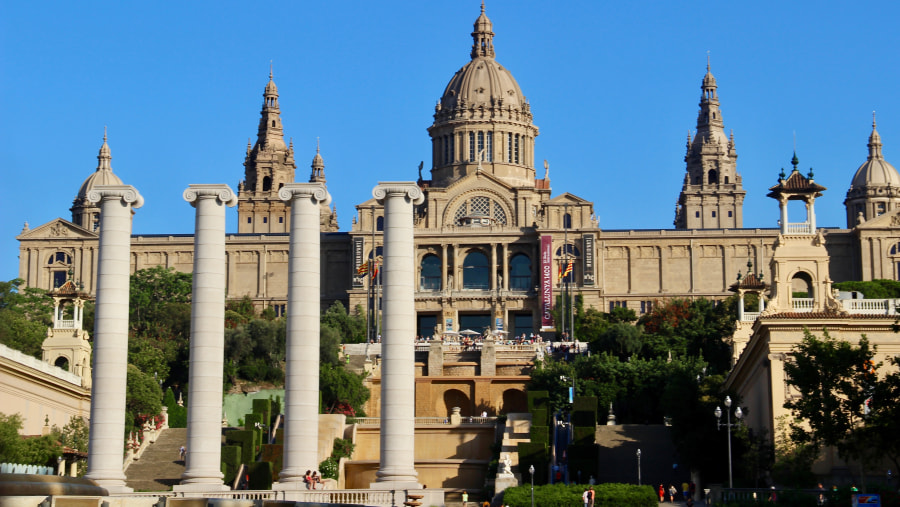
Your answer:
3,1 -> 899,281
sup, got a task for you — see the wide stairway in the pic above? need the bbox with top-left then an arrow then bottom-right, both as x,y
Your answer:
125,427 -> 187,492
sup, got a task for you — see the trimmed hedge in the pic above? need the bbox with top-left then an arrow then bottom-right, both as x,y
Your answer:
530,425 -> 549,446
221,445 -> 241,485
244,413 -> 263,450
532,408 -> 548,427
225,430 -> 255,465
572,396 -> 598,427
517,442 -> 548,485
573,426 -> 596,445
247,461 -> 273,490
259,444 -> 283,481
252,398 -> 271,425
502,483 -> 656,507
527,391 -> 549,411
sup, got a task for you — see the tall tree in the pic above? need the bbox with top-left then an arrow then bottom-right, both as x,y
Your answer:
783,330 -> 879,474
0,279 -> 53,358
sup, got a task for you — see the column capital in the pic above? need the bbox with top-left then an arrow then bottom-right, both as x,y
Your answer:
183,184 -> 237,207
278,182 -> 332,206
372,182 -> 424,205
87,185 -> 144,209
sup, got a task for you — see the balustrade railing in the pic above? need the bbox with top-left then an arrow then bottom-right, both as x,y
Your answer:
785,223 -> 814,234
741,312 -> 760,322
791,298 -> 815,311
352,416 -> 497,426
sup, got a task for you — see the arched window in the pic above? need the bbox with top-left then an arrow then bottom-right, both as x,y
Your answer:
54,356 -> 69,371
563,213 -> 572,229
724,175 -> 730,184
509,254 -> 531,290
462,251 -> 489,289
271,120 -> 276,127
262,176 -> 272,191
48,252 -> 72,265
376,216 -> 384,231
708,170 -> 718,184
468,132 -> 476,162
791,272 -> 814,299
420,254 -> 441,290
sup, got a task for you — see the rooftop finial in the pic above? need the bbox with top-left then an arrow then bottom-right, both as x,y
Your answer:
706,50 -> 710,72
103,125 -> 108,142
316,136 -> 320,154
791,151 -> 799,171
873,110 -> 877,129
481,0 -> 485,13
269,60 -> 273,81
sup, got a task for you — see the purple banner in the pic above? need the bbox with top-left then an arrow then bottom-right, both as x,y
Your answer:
540,235 -> 554,328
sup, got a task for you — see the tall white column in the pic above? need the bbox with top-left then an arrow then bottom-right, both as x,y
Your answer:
84,185 -> 143,493
274,183 -> 331,490
371,182 -> 424,490
177,184 -> 236,492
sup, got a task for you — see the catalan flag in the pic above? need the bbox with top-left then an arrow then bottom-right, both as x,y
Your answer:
357,261 -> 369,275
563,260 -> 573,278
371,262 -> 379,280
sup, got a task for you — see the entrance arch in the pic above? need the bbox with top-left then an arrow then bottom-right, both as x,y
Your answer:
501,389 -> 527,414
442,389 -> 471,417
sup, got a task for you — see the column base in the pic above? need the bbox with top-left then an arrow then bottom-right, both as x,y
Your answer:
88,480 -> 132,494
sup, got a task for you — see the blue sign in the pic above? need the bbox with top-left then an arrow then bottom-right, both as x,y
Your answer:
852,494 -> 881,506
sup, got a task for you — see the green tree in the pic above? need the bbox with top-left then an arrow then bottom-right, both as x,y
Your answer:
833,279 -> 900,299
320,363 -> 369,416
126,364 -> 164,435
783,329 -> 879,477
321,301 -> 366,343
590,322 -> 642,358
129,266 -> 192,331
0,279 -> 54,358
0,412 -> 24,462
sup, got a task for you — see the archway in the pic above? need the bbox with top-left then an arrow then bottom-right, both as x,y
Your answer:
501,389 -> 527,414
442,389 -> 471,417
55,356 -> 70,371
791,271 -> 814,299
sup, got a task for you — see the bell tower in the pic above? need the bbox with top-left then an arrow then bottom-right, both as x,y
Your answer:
237,68 -> 296,233
42,279 -> 93,388
675,60 -> 745,229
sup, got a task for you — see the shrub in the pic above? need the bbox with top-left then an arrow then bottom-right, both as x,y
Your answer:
502,483 -> 655,507
319,457 -> 338,480
220,445 -> 241,485
529,425 -> 549,445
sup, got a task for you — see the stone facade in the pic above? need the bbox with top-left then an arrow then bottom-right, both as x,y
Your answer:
14,6 -> 900,339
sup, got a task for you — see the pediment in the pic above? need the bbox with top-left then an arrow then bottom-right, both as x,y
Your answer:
854,209 -> 900,230
442,170 -> 515,195
546,192 -> 592,205
16,218 -> 96,241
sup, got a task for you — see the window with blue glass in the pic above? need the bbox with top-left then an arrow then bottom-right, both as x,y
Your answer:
462,251 -> 489,289
509,254 -> 531,290
420,254 -> 441,290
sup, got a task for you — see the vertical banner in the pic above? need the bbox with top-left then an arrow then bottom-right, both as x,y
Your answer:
540,235 -> 554,328
582,234 -> 595,286
352,237 -> 365,288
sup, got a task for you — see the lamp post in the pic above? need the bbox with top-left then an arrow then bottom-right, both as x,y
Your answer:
529,464 -> 535,507
636,448 -> 642,485
560,375 -> 575,404
714,395 -> 743,489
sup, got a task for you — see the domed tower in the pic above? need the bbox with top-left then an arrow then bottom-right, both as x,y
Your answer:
237,68 -> 297,233
427,3 -> 539,188
309,142 -> 339,232
70,130 -> 124,232
844,114 -> 900,227
675,60 -> 745,229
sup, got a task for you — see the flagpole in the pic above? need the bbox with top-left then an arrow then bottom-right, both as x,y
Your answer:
563,203 -> 569,341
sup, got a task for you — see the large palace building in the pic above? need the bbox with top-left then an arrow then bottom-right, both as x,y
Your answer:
16,6 -> 900,339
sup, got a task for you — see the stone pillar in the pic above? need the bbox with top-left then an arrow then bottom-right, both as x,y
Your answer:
501,243 -> 509,291
737,291 -> 745,321
491,243 -> 498,291
274,183 -> 332,489
779,197 -> 789,234
177,184 -> 237,492
371,182 -> 424,490
84,185 -> 143,493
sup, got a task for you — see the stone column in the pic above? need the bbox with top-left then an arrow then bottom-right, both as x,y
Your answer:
177,184 -> 237,492
501,243 -> 509,291
84,185 -> 143,493
491,243 -> 498,291
371,182 -> 424,490
274,183 -> 331,489
441,244 -> 448,292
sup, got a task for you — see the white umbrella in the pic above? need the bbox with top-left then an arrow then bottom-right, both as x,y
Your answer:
459,329 -> 480,335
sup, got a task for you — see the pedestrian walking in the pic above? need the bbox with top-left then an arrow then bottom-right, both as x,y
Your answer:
658,484 -> 665,502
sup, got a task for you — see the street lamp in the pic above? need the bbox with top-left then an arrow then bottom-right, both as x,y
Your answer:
636,448 -> 642,485
714,395 -> 743,489
560,375 -> 575,404
529,464 -> 535,507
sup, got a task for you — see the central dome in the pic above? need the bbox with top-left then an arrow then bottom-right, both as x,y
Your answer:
439,57 -> 526,112
428,5 -> 539,188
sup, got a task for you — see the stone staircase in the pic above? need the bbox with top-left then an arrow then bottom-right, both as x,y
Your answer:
125,427 -> 187,492
595,424 -> 689,487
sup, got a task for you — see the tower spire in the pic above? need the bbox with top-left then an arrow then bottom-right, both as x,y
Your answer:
471,2 -> 495,59
310,138 -> 325,183
868,110 -> 883,160
97,128 -> 112,172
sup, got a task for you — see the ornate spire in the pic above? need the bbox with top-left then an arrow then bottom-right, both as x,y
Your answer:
310,138 -> 325,183
868,111 -> 884,160
253,68 -> 286,152
697,56 -> 723,135
471,2 -> 495,59
97,127 -> 112,172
